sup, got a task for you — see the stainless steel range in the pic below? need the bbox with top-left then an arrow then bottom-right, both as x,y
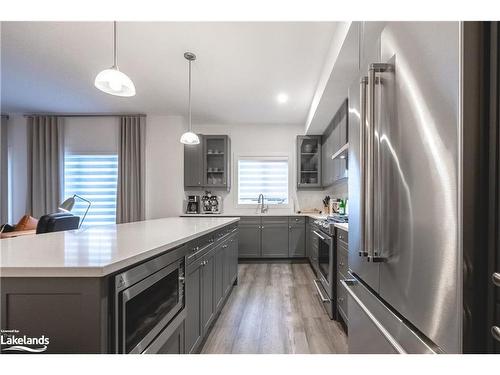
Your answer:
312,214 -> 348,319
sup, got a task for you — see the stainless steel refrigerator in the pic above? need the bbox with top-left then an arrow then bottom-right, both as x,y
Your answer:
345,22 -> 463,354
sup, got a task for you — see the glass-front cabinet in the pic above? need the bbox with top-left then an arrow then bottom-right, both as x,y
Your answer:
184,135 -> 231,191
203,135 -> 230,189
297,135 -> 322,189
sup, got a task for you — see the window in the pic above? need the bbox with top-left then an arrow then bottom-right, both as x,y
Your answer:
237,158 -> 289,205
64,154 -> 118,226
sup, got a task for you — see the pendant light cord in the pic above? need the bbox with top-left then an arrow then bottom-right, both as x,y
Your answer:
113,21 -> 117,68
188,59 -> 192,132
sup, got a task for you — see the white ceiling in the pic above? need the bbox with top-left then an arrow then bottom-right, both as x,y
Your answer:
1,22 -> 337,125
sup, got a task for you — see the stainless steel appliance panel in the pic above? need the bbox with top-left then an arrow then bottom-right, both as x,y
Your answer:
343,275 -> 438,354
376,22 -> 461,353
348,69 -> 380,290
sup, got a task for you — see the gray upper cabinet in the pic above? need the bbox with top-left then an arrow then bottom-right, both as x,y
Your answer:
322,99 -> 348,187
184,134 -> 231,190
297,135 -> 322,189
184,143 -> 204,188
203,135 -> 230,190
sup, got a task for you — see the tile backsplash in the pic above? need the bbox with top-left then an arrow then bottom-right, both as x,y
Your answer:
295,179 -> 348,212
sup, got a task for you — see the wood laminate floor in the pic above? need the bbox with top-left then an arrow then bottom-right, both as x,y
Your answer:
201,263 -> 348,354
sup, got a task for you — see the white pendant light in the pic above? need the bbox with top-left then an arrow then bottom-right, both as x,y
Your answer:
94,21 -> 136,97
180,52 -> 200,145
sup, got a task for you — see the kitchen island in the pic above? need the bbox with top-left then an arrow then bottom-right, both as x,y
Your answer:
0,217 -> 239,354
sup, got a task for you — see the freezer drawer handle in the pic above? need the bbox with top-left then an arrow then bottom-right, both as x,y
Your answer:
492,326 -> 500,343
341,279 -> 407,354
492,272 -> 500,287
313,279 -> 330,303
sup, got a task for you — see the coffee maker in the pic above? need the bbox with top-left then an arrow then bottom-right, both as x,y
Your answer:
201,191 -> 222,214
185,195 -> 200,214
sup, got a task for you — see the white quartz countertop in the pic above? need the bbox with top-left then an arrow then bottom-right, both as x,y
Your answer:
181,212 -> 328,219
0,217 -> 239,278
180,213 -> 348,231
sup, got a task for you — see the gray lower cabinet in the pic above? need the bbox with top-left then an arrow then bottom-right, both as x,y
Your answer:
238,217 -> 261,258
238,216 -> 307,259
185,260 -> 202,354
261,217 -> 289,258
305,218 -> 312,259
184,228 -> 239,354
201,251 -> 215,335
214,245 -> 225,311
289,226 -> 306,258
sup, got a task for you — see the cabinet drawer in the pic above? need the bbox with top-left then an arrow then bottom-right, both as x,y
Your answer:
337,276 -> 348,321
238,216 -> 261,225
337,228 -> 348,245
262,216 -> 288,225
338,247 -> 348,278
186,235 -> 215,264
289,216 -> 306,225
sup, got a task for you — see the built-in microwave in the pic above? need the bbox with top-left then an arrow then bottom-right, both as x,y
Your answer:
114,246 -> 187,354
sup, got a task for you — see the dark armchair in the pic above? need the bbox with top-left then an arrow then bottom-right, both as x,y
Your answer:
36,212 -> 80,234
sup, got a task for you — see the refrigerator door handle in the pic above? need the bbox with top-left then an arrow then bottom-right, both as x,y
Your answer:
367,62 -> 393,263
493,272 -> 500,287
365,66 -> 375,262
359,76 -> 369,257
342,279 -> 407,354
492,326 -> 500,343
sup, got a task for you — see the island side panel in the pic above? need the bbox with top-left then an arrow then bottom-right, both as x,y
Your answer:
1,277 -> 109,353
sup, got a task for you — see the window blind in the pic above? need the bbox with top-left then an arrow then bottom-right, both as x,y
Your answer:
238,158 -> 289,205
64,154 -> 118,226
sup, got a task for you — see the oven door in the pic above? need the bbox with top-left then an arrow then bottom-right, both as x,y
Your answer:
118,258 -> 185,354
315,229 -> 334,296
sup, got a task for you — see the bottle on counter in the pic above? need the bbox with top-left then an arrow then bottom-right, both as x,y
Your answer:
338,199 -> 346,215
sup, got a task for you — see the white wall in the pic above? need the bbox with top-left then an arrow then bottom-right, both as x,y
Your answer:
144,115 -> 186,219
6,113 -> 347,223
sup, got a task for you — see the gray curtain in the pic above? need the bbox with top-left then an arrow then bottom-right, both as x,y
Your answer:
26,116 -> 64,218
0,115 -> 8,223
117,116 -> 145,223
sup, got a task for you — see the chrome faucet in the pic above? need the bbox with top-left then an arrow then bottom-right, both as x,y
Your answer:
257,193 -> 268,214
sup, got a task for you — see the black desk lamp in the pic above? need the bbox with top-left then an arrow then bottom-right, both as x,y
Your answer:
59,194 -> 91,229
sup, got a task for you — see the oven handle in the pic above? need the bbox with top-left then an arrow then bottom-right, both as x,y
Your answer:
313,279 -> 330,303
313,230 -> 326,241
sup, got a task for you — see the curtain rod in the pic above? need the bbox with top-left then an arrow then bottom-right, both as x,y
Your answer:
23,113 -> 146,118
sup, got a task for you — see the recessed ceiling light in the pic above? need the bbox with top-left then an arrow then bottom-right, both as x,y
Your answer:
277,93 -> 289,104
